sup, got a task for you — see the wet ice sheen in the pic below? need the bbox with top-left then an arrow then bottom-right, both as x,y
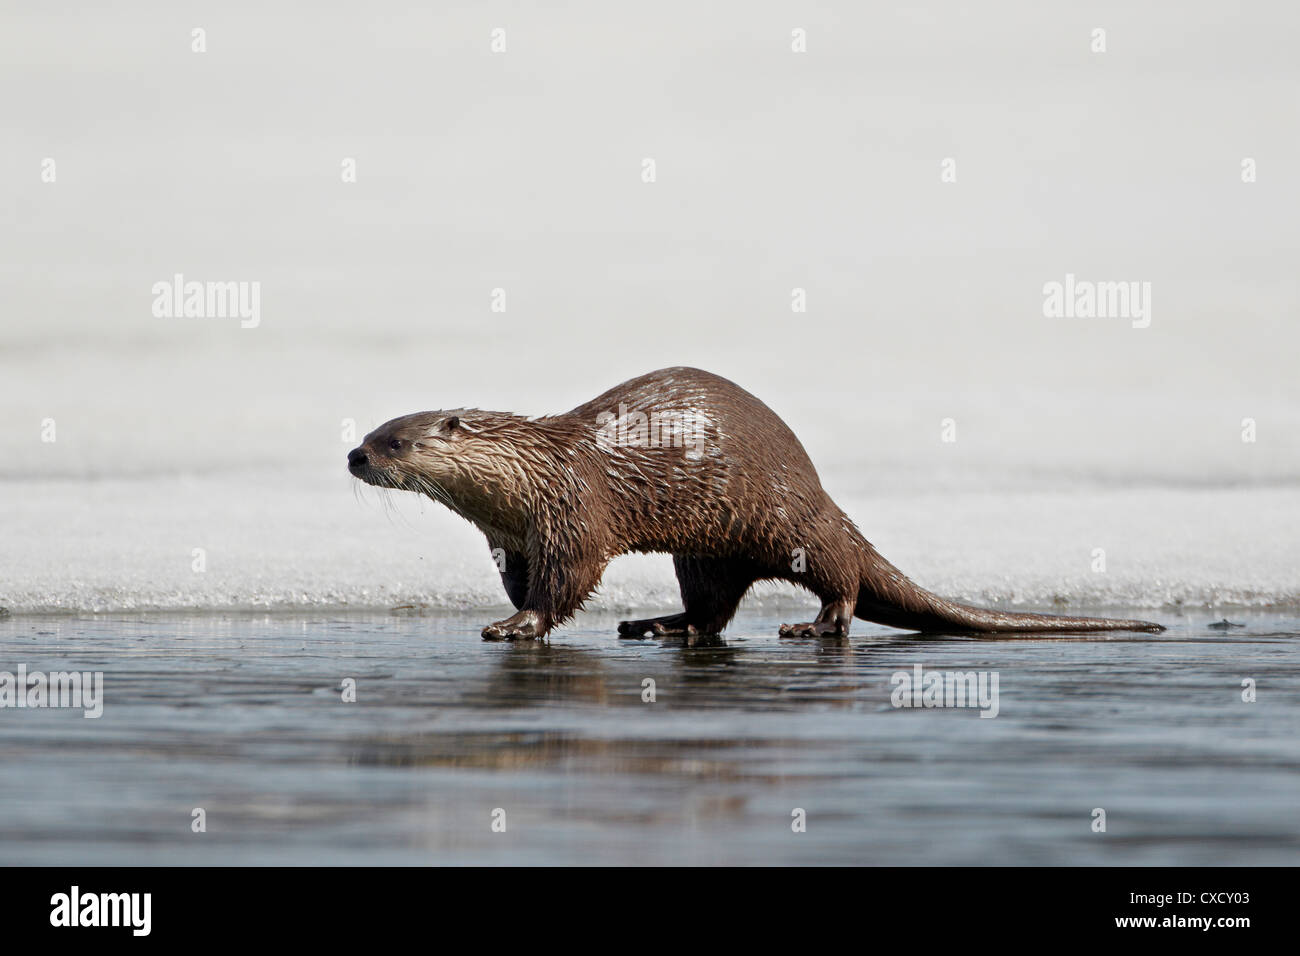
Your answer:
0,609 -> 1295,865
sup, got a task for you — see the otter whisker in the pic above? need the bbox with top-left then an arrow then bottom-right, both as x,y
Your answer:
411,473 -> 454,511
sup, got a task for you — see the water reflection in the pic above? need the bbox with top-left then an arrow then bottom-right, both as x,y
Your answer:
0,610 -> 1296,865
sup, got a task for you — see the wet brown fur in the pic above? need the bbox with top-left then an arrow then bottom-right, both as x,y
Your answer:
348,367 -> 1165,640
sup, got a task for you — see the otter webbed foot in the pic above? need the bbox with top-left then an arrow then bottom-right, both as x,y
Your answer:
618,614 -> 711,638
482,610 -> 545,641
779,620 -> 848,638
779,600 -> 853,639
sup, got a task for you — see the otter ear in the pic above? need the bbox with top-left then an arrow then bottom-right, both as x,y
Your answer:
446,415 -> 461,431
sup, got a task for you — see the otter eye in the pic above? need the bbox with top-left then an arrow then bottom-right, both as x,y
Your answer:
446,416 -> 460,431
389,438 -> 403,452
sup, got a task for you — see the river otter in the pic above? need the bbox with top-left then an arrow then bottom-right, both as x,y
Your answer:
348,367 -> 1163,640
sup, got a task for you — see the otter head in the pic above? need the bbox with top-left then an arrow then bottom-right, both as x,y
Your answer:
347,411 -> 466,494
346,410 -> 532,536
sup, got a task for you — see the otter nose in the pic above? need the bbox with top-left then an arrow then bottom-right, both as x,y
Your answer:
347,448 -> 368,469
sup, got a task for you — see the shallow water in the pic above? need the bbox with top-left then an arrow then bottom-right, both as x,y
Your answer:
1,608 -> 1296,865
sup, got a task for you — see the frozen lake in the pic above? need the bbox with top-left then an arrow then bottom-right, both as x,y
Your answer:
2,608 -> 1296,865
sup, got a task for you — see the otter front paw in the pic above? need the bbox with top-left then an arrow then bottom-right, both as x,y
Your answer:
482,611 -> 544,641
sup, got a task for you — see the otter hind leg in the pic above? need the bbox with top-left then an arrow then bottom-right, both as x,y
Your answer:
779,598 -> 854,639
617,555 -> 756,638
617,611 -> 699,638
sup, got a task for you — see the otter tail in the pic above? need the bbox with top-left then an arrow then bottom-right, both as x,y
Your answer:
855,546 -> 1164,634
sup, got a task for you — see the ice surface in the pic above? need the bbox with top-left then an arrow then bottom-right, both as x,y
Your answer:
2,467 -> 1295,613
2,2 -> 1297,613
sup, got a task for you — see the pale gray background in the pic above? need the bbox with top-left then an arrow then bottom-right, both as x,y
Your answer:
2,2 -> 1296,611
